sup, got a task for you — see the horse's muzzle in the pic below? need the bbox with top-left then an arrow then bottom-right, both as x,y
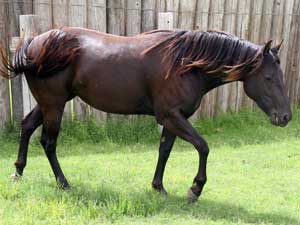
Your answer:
270,112 -> 292,127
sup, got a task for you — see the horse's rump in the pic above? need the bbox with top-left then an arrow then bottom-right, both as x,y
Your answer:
0,29 -> 80,79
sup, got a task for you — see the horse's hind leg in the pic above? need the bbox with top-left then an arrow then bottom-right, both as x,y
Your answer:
12,105 -> 43,180
152,127 -> 176,195
40,105 -> 69,189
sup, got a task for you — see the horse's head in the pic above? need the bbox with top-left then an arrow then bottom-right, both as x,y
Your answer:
243,40 -> 292,127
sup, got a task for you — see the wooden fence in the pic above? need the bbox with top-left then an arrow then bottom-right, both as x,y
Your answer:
0,0 -> 300,127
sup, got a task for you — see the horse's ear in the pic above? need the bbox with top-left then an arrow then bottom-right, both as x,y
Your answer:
271,39 -> 283,54
263,40 -> 273,55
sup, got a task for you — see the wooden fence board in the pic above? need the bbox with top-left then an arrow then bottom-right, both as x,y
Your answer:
178,0 -> 197,29
166,0 -> 180,26
0,2 -> 10,127
87,0 -> 106,33
126,0 -> 142,36
285,0 -> 299,103
280,0 -> 295,82
52,0 -> 69,28
107,0 -> 126,35
33,0 -> 52,32
142,0 -> 156,32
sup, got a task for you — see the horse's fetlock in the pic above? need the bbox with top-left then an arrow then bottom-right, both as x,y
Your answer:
194,177 -> 207,186
152,179 -> 163,189
14,160 -> 26,170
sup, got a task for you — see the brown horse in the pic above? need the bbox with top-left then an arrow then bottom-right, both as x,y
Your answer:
0,28 -> 291,203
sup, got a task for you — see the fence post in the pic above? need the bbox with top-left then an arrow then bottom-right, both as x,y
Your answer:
0,1 -> 10,127
9,37 -> 23,123
19,15 -> 39,118
158,12 -> 174,30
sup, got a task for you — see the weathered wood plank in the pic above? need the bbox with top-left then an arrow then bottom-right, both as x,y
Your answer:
87,0 -> 106,32
286,0 -> 300,104
280,0 -> 295,84
156,0 -> 166,13
107,0 -> 126,35
177,0 -> 197,29
142,0 -> 156,32
0,1 -> 10,127
52,0 -> 69,27
158,12 -> 174,29
126,0 -> 142,36
166,0 -> 180,27
33,0 -> 52,32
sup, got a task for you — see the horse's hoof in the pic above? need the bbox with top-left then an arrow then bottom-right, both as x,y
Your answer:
158,188 -> 168,196
57,178 -> 71,190
152,184 -> 168,195
11,172 -> 22,182
187,189 -> 199,203
63,184 -> 71,190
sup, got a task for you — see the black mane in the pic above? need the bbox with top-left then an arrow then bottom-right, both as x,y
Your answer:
143,30 -> 264,81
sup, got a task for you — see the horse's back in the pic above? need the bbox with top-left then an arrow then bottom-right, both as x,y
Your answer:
65,27 -> 159,114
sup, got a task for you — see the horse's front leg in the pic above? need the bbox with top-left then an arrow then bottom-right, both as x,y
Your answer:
152,127 -> 176,195
12,105 -> 43,180
160,109 -> 209,203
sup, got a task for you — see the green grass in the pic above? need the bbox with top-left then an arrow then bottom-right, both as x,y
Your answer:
0,109 -> 300,225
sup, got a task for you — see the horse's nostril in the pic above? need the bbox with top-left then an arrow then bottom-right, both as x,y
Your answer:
282,114 -> 289,122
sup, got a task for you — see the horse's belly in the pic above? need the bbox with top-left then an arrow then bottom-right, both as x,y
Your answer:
72,43 -> 154,114
75,81 -> 153,115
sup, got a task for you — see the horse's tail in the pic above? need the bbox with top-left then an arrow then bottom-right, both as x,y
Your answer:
0,29 -> 80,79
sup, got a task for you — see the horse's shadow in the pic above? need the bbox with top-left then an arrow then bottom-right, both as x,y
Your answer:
59,182 -> 299,224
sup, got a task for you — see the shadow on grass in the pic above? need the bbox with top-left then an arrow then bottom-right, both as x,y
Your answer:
56,182 -> 299,224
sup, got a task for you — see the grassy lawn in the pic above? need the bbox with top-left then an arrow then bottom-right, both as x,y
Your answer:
0,109 -> 300,225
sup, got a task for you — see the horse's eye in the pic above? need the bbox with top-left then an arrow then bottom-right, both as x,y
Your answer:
265,76 -> 272,81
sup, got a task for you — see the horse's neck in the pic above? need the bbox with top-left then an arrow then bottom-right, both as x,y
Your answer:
200,73 -> 230,94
